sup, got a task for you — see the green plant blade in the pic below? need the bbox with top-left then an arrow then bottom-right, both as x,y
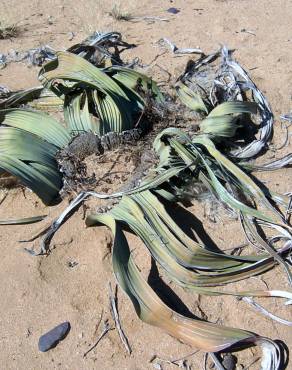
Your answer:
0,127 -> 62,205
107,66 -> 164,104
87,213 -> 257,352
176,82 -> 208,113
39,51 -> 152,134
0,108 -> 70,148
0,215 -> 46,225
207,101 -> 257,117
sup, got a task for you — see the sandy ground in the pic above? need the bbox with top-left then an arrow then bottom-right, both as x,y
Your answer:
0,0 -> 292,369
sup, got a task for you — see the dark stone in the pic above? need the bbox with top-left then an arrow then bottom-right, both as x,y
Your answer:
38,322 -> 71,352
167,7 -> 180,14
222,354 -> 237,370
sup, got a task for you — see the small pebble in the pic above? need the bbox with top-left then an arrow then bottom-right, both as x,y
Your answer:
47,15 -> 54,25
222,353 -> 237,370
167,7 -> 180,14
38,322 -> 70,352
68,32 -> 75,41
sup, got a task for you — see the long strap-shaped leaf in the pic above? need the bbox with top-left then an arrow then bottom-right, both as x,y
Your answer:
39,52 -> 130,100
0,108 -> 70,148
153,128 -> 284,224
0,127 -> 63,204
87,213 -> 255,350
64,91 -> 102,134
0,215 -> 46,225
105,194 -> 275,288
207,101 -> 257,117
168,136 -> 276,222
107,66 -> 164,104
176,82 -> 208,113
193,135 -> 283,220
86,213 -> 283,369
39,52 -> 146,133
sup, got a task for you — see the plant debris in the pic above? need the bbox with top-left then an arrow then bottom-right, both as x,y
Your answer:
158,38 -> 203,55
109,283 -> 131,355
151,350 -> 199,368
109,4 -> 133,21
0,31 -> 136,69
109,5 -> 169,23
0,21 -> 20,39
83,319 -> 112,358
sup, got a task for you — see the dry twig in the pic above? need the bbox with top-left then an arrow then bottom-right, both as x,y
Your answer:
83,319 -> 112,358
151,350 -> 199,368
109,282 -> 132,355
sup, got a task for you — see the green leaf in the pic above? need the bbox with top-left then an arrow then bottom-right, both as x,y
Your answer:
39,52 -> 164,135
86,213 -> 257,353
0,215 -> 46,225
0,127 -> 62,205
199,101 -> 258,139
207,101 -> 257,117
176,82 -> 208,113
0,108 -> 70,148
107,66 -> 164,104
64,91 -> 101,134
